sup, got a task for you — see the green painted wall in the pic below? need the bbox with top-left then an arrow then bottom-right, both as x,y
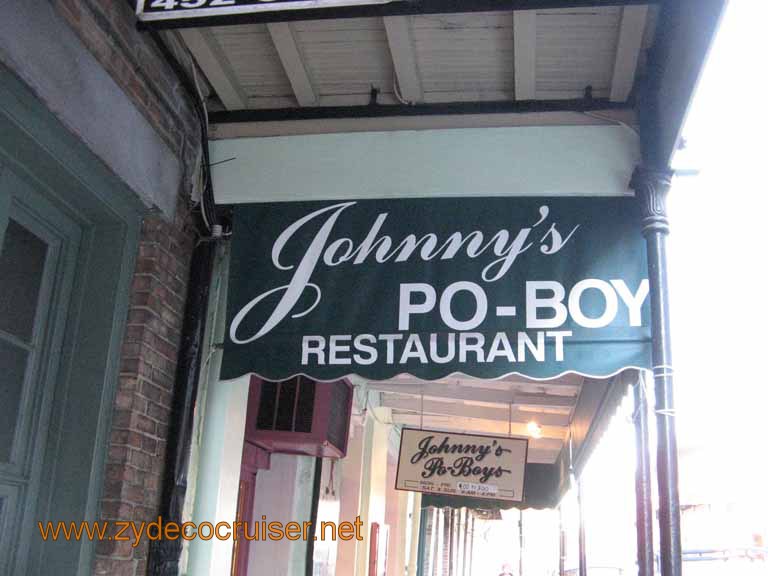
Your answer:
0,64 -> 143,575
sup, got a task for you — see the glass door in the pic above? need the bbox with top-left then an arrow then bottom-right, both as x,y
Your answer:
0,166 -> 81,574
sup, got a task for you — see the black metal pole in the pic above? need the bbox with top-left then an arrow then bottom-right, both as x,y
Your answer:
209,99 -> 632,124
578,477 -> 587,576
147,239 -> 217,576
468,514 -> 475,576
519,511 -> 524,576
305,457 -> 324,576
631,167 -> 682,576
633,375 -> 655,576
416,507 -> 427,576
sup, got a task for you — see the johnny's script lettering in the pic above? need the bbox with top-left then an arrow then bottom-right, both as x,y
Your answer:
409,434 -> 512,484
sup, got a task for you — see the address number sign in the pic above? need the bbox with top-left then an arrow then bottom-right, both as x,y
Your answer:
137,0 -> 395,22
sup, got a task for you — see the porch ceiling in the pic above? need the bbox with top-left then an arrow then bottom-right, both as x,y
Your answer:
365,372 -> 590,465
175,3 -> 657,131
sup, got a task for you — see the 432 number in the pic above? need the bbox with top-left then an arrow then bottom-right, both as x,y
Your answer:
149,0 -> 237,10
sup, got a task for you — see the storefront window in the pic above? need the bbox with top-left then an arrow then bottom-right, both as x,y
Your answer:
0,219 -> 48,464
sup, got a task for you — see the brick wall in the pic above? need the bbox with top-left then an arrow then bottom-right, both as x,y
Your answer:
48,2 -> 205,575
93,201 -> 196,576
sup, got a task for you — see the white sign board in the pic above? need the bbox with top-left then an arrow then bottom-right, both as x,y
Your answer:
137,0 -> 395,22
395,429 -> 527,502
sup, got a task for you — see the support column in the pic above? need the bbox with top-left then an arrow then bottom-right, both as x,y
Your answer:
634,374 -> 655,576
442,508 -> 452,576
466,514 -> 474,576
631,166 -> 682,576
336,420 -> 365,576
577,478 -> 587,576
356,410 -> 390,576
518,511 -> 524,576
457,509 -> 467,576
558,507 -> 566,576
435,508 -> 445,576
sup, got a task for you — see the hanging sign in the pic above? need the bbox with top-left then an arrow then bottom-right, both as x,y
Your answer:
222,197 -> 651,382
395,429 -> 528,502
136,0 -> 395,22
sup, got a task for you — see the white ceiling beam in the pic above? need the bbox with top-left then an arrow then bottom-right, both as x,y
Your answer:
465,381 -> 581,397
391,413 -> 568,438
391,413 -> 566,440
381,395 -> 571,427
267,22 -> 317,107
387,373 -> 583,391
515,393 -> 576,408
383,16 -> 423,103
179,29 -> 248,111
391,416 -> 564,449
513,11 -> 537,100
609,6 -> 649,102
369,382 -> 512,404
368,382 -> 576,408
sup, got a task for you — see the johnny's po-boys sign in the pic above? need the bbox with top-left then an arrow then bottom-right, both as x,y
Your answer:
395,429 -> 527,502
222,197 -> 651,381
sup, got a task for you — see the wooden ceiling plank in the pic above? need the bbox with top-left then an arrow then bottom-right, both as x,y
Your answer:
267,22 -> 318,106
513,10 -> 537,100
370,382 -> 512,404
609,5 -> 648,102
383,16 -> 424,103
514,392 -> 576,408
179,28 -> 248,110
389,372 -> 583,389
368,382 -> 576,407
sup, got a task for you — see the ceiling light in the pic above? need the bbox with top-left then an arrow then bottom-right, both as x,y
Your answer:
527,420 -> 542,439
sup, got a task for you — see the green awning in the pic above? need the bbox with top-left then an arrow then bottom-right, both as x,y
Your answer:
222,197 -> 651,382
